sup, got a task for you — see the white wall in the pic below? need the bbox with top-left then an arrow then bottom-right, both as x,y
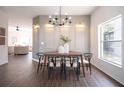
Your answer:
90,6 -> 124,85
0,9 -> 8,65
33,15 -> 90,59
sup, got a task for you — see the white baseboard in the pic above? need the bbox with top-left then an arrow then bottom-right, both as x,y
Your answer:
0,61 -> 8,66
32,58 -> 38,62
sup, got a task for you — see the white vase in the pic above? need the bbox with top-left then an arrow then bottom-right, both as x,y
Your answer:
58,45 -> 64,53
64,43 -> 69,53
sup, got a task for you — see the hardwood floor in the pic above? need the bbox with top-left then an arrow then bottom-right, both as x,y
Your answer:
0,52 -> 123,87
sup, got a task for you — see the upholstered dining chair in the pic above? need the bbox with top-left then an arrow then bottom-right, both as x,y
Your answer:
83,53 -> 93,75
48,56 -> 63,79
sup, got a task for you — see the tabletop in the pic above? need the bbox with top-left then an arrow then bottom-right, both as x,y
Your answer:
44,51 -> 82,56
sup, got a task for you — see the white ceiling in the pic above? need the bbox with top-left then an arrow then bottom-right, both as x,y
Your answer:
0,6 -> 97,30
1,6 -> 97,16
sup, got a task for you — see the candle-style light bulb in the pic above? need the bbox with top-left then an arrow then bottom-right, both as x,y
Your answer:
69,17 -> 72,20
55,12 -> 58,15
49,16 -> 52,18
65,12 -> 68,15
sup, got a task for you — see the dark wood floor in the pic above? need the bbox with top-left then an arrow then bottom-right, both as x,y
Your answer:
0,52 -> 123,87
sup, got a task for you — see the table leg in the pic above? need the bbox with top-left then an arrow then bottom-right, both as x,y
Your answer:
43,55 -> 47,72
81,55 -> 85,77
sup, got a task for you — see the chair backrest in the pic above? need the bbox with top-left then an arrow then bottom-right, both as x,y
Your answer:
36,52 -> 44,60
48,56 -> 63,67
64,56 -> 79,67
48,56 -> 55,66
71,56 -> 79,63
48,56 -> 55,62
64,56 -> 71,61
83,53 -> 93,62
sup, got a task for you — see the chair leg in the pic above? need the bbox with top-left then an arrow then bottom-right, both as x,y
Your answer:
76,67 -> 79,81
76,64 -> 80,81
40,63 -> 43,70
37,61 -> 40,73
60,64 -> 63,79
81,62 -> 85,77
43,62 -> 46,73
63,64 -> 66,80
43,56 -> 47,73
79,63 -> 80,74
89,63 -> 92,75
48,67 -> 52,79
86,64 -> 88,71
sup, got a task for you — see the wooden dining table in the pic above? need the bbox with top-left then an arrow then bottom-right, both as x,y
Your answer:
43,51 -> 85,77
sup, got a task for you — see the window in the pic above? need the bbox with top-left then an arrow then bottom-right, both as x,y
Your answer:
98,15 -> 122,67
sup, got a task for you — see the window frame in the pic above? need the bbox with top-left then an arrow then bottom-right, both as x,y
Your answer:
98,15 -> 122,68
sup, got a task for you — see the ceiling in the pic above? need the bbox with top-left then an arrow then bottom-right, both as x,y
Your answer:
1,6 -> 97,16
0,6 -> 97,31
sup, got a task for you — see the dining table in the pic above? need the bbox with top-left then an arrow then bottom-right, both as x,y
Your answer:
43,51 -> 85,77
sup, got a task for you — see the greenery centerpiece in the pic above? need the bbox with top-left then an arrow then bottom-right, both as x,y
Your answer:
59,34 -> 71,45
59,34 -> 71,53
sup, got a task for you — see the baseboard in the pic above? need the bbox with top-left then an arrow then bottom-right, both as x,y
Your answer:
32,58 -> 38,62
0,61 -> 8,66
91,64 -> 124,86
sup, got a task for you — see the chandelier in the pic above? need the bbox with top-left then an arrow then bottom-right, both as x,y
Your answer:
48,6 -> 72,26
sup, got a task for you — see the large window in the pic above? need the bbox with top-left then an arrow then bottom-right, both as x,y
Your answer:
98,15 -> 122,67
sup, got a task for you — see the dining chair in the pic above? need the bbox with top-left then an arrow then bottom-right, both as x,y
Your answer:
48,56 -> 63,79
83,53 -> 93,75
36,52 -> 44,73
63,56 -> 80,80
